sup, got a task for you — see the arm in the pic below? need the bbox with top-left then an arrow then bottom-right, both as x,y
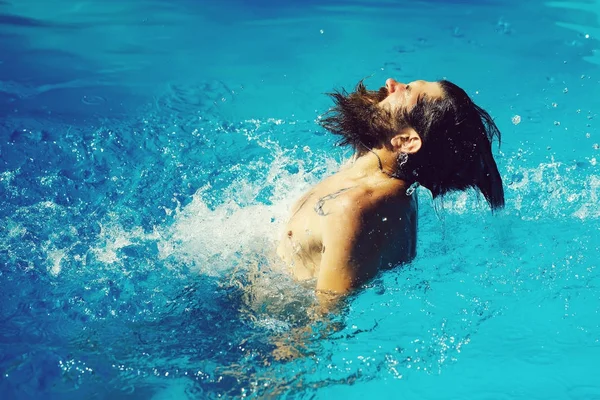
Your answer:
271,201 -> 379,361
316,197 -> 380,294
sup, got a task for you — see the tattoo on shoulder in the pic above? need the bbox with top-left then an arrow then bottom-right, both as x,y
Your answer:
314,187 -> 355,216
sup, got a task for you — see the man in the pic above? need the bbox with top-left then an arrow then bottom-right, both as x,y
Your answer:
276,78 -> 504,295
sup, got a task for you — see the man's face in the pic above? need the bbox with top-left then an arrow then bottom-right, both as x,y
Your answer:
378,78 -> 444,113
319,78 -> 445,151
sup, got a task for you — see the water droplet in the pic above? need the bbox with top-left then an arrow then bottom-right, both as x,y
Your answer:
552,102 -> 558,108
554,121 -> 561,126
509,172 -> 524,184
563,87 -> 569,93
320,29 -> 324,34
512,115 -> 521,125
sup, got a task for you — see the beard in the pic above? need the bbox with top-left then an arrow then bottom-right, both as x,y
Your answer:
319,80 -> 408,152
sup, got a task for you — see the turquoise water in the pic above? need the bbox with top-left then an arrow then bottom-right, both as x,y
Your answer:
1,0 -> 600,398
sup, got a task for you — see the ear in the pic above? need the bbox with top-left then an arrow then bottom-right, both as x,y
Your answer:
390,127 -> 422,154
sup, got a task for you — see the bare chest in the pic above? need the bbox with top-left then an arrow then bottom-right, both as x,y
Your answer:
277,193 -> 325,279
276,180 -> 418,281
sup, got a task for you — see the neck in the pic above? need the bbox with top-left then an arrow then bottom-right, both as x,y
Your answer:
352,147 -> 403,180
355,142 -> 426,189
351,149 -> 421,195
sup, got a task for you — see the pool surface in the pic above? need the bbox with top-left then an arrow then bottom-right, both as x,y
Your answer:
1,0 -> 600,398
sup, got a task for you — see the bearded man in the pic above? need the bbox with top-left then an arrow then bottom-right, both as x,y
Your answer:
276,78 -> 504,294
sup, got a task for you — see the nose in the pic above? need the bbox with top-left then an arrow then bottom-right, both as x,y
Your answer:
385,78 -> 401,93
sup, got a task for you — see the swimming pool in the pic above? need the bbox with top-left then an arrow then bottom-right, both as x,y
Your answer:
1,0 -> 599,398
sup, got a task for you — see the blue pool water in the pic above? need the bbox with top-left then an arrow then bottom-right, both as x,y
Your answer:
1,0 -> 600,398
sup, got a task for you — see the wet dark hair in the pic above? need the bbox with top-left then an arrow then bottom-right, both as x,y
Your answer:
320,79 -> 505,210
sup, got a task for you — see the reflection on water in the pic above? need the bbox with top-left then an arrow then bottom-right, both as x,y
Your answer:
2,0 -> 599,122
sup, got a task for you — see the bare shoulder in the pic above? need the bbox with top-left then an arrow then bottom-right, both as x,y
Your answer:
317,182 -> 409,234
313,184 -> 372,220
315,181 -> 409,293
327,179 -> 407,210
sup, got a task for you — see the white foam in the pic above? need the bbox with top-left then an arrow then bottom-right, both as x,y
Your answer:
159,193 -> 284,275
154,123 -> 340,277
437,159 -> 600,219
47,249 -> 65,276
90,216 -> 160,265
573,175 -> 600,219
